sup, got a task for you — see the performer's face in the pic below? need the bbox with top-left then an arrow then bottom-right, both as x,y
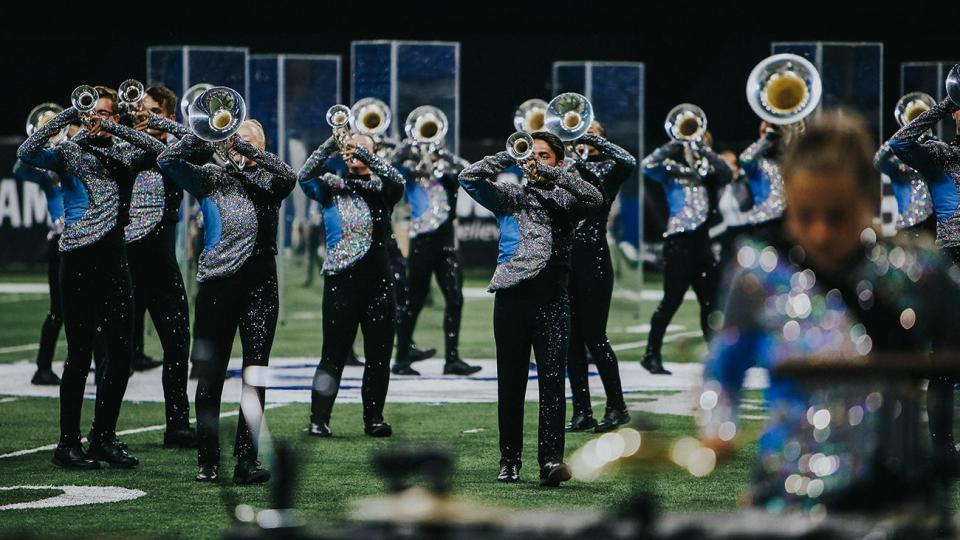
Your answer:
585,121 -> 603,156
346,135 -> 374,175
234,123 -> 265,168
785,167 -> 874,273
719,150 -> 739,176
92,98 -> 118,139
142,94 -> 173,140
532,139 -> 561,168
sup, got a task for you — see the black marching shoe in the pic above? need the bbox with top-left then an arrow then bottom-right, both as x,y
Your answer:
195,463 -> 219,482
52,445 -> 100,470
364,418 -> 393,438
443,357 -> 482,376
539,461 -> 572,487
307,421 -> 332,438
391,363 -> 420,376
408,344 -> 437,363
163,427 -> 198,449
87,433 -> 139,468
641,354 -> 672,375
565,412 -> 598,432
234,459 -> 271,485
595,407 -> 631,433
497,460 -> 521,483
345,350 -> 365,367
31,368 -> 61,386
131,354 -> 163,372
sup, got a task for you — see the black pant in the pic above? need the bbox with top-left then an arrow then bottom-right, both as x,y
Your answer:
929,245 -> 960,460
311,248 -> 395,425
717,224 -> 753,275
495,269 -> 568,467
193,254 -> 278,465
127,224 -> 191,431
387,237 -> 409,323
646,226 -> 718,360
35,235 -> 62,371
396,232 -> 463,364
305,223 -> 322,286
58,227 -> 134,445
567,241 -> 626,415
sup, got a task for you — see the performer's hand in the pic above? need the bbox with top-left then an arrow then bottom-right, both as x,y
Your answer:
132,112 -> 150,132
85,115 -> 103,137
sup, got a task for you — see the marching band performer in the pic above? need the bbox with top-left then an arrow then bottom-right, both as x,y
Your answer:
738,121 -> 788,238
18,86 -> 139,469
298,124 -> 405,439
564,120 -> 635,433
158,98 -> 296,483
459,130 -> 602,487
391,111 -> 481,376
641,105 -> 733,376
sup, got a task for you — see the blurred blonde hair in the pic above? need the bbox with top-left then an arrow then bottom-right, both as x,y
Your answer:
240,119 -> 266,149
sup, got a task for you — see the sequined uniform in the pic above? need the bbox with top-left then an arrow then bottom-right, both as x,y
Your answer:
459,151 -> 602,468
641,141 -> 733,363
565,134 -> 635,417
874,143 -> 934,232
299,138 -> 404,427
739,132 -> 786,231
392,142 -> 469,367
103,115 -> 192,432
14,160 -> 63,373
157,134 -> 296,466
700,238 -> 959,510
17,106 -> 138,447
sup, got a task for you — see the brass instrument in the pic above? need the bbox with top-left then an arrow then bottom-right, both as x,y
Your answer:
664,103 -> 707,142
180,83 -> 213,122
405,106 -> 448,146
947,64 -> 960,107
187,86 -> 247,170
71,85 -> 100,130
506,131 -> 538,181
326,104 -> 353,155
118,79 -> 144,109
544,93 -> 593,141
350,97 -> 391,137
26,103 -> 67,144
513,98 -> 548,133
895,92 -> 936,128
746,53 -> 822,126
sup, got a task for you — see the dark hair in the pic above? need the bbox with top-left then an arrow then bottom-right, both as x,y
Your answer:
93,86 -> 118,113
781,110 -> 880,204
531,131 -> 564,162
145,85 -> 178,116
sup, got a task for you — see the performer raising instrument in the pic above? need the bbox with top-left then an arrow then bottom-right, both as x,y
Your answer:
641,104 -> 733,375
299,104 -> 405,439
18,86 -> 140,469
888,66 -> 960,471
459,100 -> 603,486
564,119 -> 636,433
700,111 -> 957,511
158,87 -> 296,483
96,81 -> 196,448
391,106 -> 481,376
875,92 -> 936,237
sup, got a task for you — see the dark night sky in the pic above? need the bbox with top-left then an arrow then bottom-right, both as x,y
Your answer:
1,1 -> 957,156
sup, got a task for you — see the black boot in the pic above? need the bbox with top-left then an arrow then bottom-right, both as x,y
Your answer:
307,421 -> 332,438
345,349 -> 364,367
443,356 -> 482,376
164,427 -> 198,449
641,354 -> 672,375
195,462 -> 219,482
391,363 -> 420,376
595,407 -> 631,432
234,459 -> 270,485
52,444 -> 100,470
497,459 -> 521,483
31,368 -> 61,386
539,461 -> 572,487
565,411 -> 597,432
408,343 -> 436,363
364,418 -> 393,438
87,433 -> 139,468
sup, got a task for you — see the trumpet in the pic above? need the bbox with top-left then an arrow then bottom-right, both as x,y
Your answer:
350,97 -> 391,137
326,104 -> 353,154
544,92 -> 593,141
181,83 -> 213,122
187,86 -> 247,170
405,106 -> 448,146
26,103 -> 67,144
513,98 -> 548,133
948,64 -> 960,108
118,79 -> 144,108
506,131 -> 538,181
71,85 -> 100,130
746,53 -> 822,126
895,92 -> 936,127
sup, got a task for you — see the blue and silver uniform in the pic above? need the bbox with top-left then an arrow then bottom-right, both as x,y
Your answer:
642,141 -> 731,237
874,143 -> 933,230
392,143 -> 469,239
13,159 -> 63,238
157,134 -> 296,282
739,132 -> 785,225
889,98 -> 960,247
701,238 -> 960,509
573,134 -> 636,245
458,151 -> 603,291
298,137 -> 405,275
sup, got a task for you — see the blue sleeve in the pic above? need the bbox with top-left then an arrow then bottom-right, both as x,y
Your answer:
703,329 -> 767,396
641,143 -> 694,183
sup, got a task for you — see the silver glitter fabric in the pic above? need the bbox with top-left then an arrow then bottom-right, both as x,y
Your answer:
409,177 -> 451,237
158,134 -> 296,282
701,238 -> 960,510
890,98 -> 960,247
393,143 -> 467,237
874,143 -> 933,230
641,142 -> 715,237
125,168 -> 166,242
459,151 -> 602,291
18,107 -> 120,252
740,135 -> 785,225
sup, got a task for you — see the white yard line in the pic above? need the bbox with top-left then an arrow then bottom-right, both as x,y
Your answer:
0,403 -> 287,460
0,284 -> 48,294
0,344 -> 39,355
611,330 -> 705,352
